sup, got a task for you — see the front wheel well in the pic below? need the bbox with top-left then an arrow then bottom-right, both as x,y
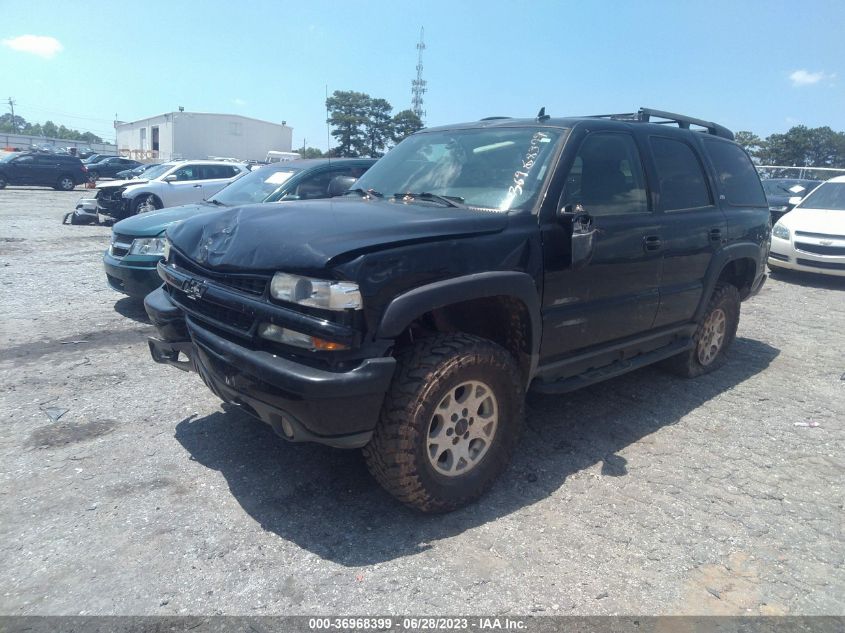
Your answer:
394,296 -> 533,382
717,257 -> 757,299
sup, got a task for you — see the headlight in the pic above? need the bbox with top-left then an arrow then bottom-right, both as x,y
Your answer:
772,223 -> 790,240
128,237 -> 167,256
270,273 -> 362,310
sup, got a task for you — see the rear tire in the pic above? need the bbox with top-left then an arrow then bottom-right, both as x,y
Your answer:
0,174 -> 7,189
363,333 -> 524,513
57,175 -> 76,191
664,282 -> 740,378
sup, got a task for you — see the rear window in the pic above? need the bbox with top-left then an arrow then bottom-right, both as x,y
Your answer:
702,139 -> 767,207
650,136 -> 712,211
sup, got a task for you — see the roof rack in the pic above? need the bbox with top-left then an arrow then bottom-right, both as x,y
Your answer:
588,107 -> 734,140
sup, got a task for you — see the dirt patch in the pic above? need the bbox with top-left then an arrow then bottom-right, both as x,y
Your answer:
26,419 -> 118,449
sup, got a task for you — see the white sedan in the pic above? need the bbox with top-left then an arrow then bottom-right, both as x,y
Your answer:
769,175 -> 845,277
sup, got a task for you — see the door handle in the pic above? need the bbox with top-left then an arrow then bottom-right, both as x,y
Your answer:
643,235 -> 662,251
709,228 -> 723,243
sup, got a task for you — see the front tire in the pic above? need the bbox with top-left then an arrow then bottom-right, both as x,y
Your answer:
56,175 -> 76,191
0,174 -> 7,189
363,334 -> 524,513
664,282 -> 740,378
131,194 -> 161,215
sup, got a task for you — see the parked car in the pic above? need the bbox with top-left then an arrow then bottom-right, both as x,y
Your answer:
145,108 -> 769,512
115,162 -> 160,180
86,157 -> 144,181
95,160 -> 248,221
83,154 -> 108,164
103,158 -> 375,298
762,178 -> 823,224
0,151 -> 88,190
769,175 -> 845,277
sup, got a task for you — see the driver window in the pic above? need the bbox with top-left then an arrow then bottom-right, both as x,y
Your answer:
562,133 -> 649,216
173,165 -> 198,181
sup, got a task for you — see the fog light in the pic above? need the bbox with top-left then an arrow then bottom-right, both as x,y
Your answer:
257,322 -> 349,351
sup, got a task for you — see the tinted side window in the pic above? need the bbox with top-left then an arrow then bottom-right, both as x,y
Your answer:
703,139 -> 767,207
172,165 -> 200,180
563,132 -> 649,216
650,136 -> 712,211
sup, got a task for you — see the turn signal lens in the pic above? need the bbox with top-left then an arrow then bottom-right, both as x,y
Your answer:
258,322 -> 349,351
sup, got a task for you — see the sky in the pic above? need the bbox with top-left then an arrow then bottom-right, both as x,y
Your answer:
1,0 -> 843,151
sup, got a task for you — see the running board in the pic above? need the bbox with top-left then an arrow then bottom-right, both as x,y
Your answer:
530,338 -> 694,394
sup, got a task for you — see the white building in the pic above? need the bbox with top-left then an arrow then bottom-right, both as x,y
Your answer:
114,111 -> 292,162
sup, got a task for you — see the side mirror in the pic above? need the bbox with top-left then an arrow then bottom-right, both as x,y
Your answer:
570,211 -> 596,270
788,196 -> 802,206
327,175 -> 357,197
163,174 -> 178,182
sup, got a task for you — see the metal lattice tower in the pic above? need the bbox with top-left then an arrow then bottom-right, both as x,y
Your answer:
411,27 -> 427,122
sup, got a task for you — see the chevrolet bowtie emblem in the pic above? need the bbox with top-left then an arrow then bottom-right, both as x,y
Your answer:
182,278 -> 207,300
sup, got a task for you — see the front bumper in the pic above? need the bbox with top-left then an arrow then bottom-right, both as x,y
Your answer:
145,288 -> 395,449
103,251 -> 162,298
769,236 -> 845,277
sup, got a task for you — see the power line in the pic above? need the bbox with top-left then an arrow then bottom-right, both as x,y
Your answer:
15,102 -> 114,124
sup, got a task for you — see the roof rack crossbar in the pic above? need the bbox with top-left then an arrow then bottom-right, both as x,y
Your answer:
587,107 -> 734,140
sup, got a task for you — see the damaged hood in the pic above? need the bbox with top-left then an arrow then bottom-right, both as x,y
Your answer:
166,197 -> 510,273
112,202 -> 217,238
97,178 -> 148,191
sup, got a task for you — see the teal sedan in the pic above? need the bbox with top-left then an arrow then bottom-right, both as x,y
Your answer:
103,158 -> 376,299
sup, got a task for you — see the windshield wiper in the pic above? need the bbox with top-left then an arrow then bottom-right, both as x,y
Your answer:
345,187 -> 383,198
393,192 -> 466,208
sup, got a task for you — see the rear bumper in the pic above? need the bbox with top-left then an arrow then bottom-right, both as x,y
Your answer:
103,252 -> 162,298
145,288 -> 395,449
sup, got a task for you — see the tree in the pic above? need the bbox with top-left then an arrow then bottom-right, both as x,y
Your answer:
0,113 -> 102,142
758,125 -> 845,168
297,146 -> 324,159
364,98 -> 394,157
326,90 -> 370,157
734,131 -> 764,160
391,109 -> 423,144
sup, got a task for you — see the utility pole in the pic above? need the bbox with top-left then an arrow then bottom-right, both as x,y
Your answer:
7,97 -> 17,132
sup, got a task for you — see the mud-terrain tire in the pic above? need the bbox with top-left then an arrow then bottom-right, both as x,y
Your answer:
664,282 -> 740,378
363,333 -> 524,513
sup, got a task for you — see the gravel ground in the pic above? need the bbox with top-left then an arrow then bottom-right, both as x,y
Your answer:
0,188 -> 843,616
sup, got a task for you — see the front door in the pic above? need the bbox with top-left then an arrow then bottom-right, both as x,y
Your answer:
540,131 -> 662,364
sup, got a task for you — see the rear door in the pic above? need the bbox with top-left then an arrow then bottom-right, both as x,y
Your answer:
199,164 -> 243,199
647,134 -> 726,327
540,130 -> 662,361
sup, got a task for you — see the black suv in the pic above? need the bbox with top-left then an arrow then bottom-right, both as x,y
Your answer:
146,108 -> 770,512
0,151 -> 89,190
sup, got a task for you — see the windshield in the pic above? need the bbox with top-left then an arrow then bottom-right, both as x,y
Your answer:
762,179 -> 820,197
210,167 -> 299,205
353,127 -> 564,212
140,163 -> 178,181
798,182 -> 845,210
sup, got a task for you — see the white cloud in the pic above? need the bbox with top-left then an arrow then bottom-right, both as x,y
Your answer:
1,34 -> 63,59
232,98 -> 247,106
789,69 -> 836,87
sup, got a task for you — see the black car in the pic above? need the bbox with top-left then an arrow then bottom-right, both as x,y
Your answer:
86,156 -> 144,181
146,108 -> 769,512
115,162 -> 161,180
762,178 -> 822,224
0,151 -> 89,190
